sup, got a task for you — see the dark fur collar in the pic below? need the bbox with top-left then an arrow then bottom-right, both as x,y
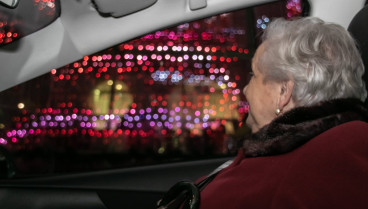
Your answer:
243,98 -> 368,157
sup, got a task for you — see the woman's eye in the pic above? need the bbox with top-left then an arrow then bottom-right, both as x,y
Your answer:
249,71 -> 254,76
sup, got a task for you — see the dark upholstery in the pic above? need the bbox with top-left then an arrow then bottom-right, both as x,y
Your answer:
348,5 -> 368,104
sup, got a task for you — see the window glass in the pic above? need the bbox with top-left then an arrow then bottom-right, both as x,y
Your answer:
0,0 -> 304,178
0,0 -> 60,46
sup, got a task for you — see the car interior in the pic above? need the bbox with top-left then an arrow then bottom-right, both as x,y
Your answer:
0,0 -> 367,209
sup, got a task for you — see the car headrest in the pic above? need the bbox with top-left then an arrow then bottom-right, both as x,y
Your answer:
348,5 -> 368,105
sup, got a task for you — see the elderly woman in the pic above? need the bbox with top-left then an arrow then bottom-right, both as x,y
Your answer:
158,17 -> 368,209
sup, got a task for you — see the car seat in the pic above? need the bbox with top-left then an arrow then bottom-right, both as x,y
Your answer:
348,4 -> 368,105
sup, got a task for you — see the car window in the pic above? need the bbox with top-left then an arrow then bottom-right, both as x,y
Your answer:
0,0 -> 60,47
0,0 -> 305,178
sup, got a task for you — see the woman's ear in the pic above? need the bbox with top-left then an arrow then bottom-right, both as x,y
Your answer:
278,80 -> 294,111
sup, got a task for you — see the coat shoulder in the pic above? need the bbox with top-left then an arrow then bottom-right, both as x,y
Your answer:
271,120 -> 368,209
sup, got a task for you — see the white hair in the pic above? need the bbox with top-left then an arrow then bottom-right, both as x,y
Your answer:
259,17 -> 367,106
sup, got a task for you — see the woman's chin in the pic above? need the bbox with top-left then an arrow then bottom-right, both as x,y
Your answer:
245,118 -> 257,133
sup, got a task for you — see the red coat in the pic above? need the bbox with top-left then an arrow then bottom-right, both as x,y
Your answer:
200,121 -> 368,209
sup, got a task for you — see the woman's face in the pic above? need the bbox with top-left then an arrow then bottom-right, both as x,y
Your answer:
243,43 -> 282,133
